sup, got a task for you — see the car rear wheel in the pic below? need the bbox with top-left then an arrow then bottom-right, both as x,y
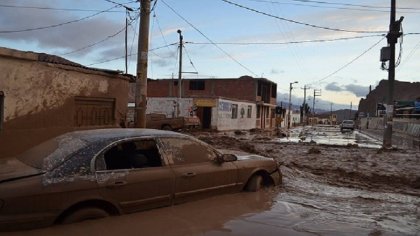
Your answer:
61,207 -> 110,224
245,175 -> 264,192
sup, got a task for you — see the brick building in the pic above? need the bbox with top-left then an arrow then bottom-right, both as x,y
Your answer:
145,76 -> 278,130
0,47 -> 133,158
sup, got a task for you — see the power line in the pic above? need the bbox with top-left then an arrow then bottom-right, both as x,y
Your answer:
221,0 -> 387,34
0,5 -> 120,34
183,45 -> 199,73
61,14 -> 139,56
161,0 -> 258,77
245,0 -> 420,11
288,0 -> 420,11
0,3 -> 124,12
103,0 -> 134,11
309,36 -> 385,84
87,43 -> 178,66
244,0 -> 392,13
186,34 -> 385,45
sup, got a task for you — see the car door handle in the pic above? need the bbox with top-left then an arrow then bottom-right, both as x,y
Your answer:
182,172 -> 196,178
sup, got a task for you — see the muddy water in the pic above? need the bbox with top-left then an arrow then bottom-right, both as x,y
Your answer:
3,129 -> 419,235
278,126 -> 383,149
4,167 -> 419,236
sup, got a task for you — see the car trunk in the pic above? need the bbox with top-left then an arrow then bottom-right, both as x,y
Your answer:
0,158 -> 43,183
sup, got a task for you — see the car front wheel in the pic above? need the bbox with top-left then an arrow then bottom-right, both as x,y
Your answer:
61,207 -> 110,224
245,175 -> 264,192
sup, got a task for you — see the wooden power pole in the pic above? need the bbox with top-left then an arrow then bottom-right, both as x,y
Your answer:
134,0 -> 151,128
382,0 -> 403,148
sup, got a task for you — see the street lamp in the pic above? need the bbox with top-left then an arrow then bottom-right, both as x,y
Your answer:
288,81 -> 298,130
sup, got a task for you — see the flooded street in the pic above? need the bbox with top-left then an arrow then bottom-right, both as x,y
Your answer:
3,126 -> 420,236
277,125 -> 383,149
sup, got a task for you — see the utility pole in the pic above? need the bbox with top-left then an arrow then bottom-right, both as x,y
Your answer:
382,0 -> 403,148
302,85 -> 309,125
349,102 -> 353,119
177,29 -> 183,117
134,0 -> 151,128
125,9 -> 128,74
312,89 -> 321,116
288,81 -> 298,130
330,103 -> 333,124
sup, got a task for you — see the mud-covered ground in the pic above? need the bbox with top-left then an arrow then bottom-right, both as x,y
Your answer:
193,129 -> 420,235
3,128 -> 420,236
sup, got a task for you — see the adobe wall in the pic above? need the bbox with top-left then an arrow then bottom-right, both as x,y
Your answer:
0,51 -> 129,158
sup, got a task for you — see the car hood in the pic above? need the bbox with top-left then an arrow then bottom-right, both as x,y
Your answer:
235,154 -> 270,161
0,158 -> 43,183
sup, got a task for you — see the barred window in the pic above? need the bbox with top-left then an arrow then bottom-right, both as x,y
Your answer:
231,104 -> 238,119
247,105 -> 252,118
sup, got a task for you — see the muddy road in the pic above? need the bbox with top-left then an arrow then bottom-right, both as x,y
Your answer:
3,127 -> 420,235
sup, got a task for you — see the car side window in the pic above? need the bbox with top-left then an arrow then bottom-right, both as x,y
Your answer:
160,138 -> 217,165
98,139 -> 163,170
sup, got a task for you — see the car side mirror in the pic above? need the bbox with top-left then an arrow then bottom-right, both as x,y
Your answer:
222,154 -> 237,162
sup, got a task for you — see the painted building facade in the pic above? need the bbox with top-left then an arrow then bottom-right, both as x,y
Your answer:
0,47 -> 132,158
145,76 -> 277,130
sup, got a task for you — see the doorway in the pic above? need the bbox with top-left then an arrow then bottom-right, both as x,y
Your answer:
197,107 -> 212,129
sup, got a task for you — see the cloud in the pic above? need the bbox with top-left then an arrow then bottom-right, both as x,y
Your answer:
325,82 -> 369,97
325,82 -> 343,92
0,0 -> 127,55
270,69 -> 284,74
344,84 -> 369,97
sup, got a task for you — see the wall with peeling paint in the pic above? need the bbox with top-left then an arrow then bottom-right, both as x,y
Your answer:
0,48 -> 131,158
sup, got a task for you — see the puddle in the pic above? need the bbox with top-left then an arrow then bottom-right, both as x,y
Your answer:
277,126 -> 382,149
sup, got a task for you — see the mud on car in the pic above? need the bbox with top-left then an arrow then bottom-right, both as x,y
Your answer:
0,129 -> 281,231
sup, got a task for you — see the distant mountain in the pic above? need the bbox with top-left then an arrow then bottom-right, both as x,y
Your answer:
319,109 -> 357,122
276,92 -> 355,112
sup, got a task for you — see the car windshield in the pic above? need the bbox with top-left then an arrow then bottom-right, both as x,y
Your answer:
17,134 -> 88,171
343,121 -> 354,124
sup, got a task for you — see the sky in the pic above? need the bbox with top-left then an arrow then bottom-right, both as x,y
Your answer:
1,0 -> 419,111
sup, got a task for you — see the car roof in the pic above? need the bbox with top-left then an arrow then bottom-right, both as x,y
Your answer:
67,128 -> 188,142
17,129 -> 189,171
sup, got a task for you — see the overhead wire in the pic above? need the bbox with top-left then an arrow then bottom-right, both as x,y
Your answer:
309,36 -> 386,85
244,0 -> 391,13
60,13 -> 139,56
0,3 -> 124,12
87,43 -> 178,66
161,0 -> 258,77
0,5 -> 121,34
245,0 -> 420,12
183,44 -> 199,74
186,34 -> 385,45
221,0 -> 387,34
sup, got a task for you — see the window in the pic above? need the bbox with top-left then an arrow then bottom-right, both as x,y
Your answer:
0,91 -> 3,132
247,105 -> 252,118
98,139 -> 162,170
74,97 -> 115,127
189,80 -> 205,90
231,104 -> 238,119
160,138 -> 216,165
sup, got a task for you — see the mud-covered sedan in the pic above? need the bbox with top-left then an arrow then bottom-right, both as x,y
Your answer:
0,129 -> 281,231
